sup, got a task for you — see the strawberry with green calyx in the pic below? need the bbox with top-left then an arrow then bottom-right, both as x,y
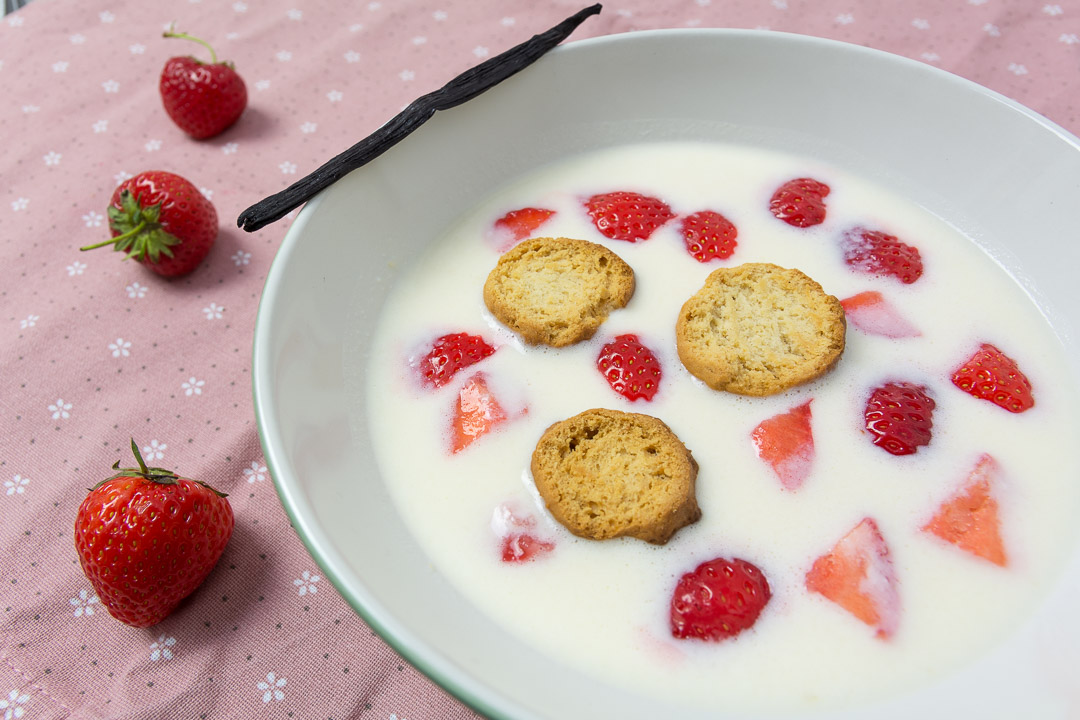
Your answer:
81,171 -> 218,277
160,26 -> 248,139
74,439 -> 234,628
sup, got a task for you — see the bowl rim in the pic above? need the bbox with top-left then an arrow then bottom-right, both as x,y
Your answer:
251,26 -> 1080,720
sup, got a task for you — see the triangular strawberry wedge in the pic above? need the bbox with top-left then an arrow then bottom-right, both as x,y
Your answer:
922,454 -> 1007,567
450,373 -> 508,453
750,400 -> 814,490
840,291 -> 920,339
806,517 -> 900,639
490,207 -> 556,251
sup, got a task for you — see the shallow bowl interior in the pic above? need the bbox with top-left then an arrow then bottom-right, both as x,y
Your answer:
253,29 -> 1080,720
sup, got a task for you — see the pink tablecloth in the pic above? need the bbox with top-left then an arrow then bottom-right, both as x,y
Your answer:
1,1 -> 1077,718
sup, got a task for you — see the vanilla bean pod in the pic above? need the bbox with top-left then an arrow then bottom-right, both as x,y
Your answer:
237,3 -> 602,232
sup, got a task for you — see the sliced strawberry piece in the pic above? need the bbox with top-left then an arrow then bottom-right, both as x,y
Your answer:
584,191 -> 675,242
863,381 -> 936,455
670,557 -> 772,641
840,227 -> 924,284
806,517 -> 900,639
840,291 -> 921,339
501,533 -> 555,562
769,177 -> 830,228
450,373 -> 508,453
491,502 -> 554,563
491,207 -> 556,250
751,400 -> 814,491
414,332 -> 496,389
951,343 -> 1034,414
680,209 -> 738,262
923,454 -> 1007,566
596,334 -> 662,402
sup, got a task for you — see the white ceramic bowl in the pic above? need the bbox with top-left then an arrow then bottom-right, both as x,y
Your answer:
252,29 -> 1080,719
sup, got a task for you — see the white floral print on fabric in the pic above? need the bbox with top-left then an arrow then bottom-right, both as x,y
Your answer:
4,476 -> 29,496
294,571 -> 320,596
0,689 -> 30,720
48,399 -> 71,420
70,589 -> 98,618
182,377 -> 205,396
257,672 -> 286,703
149,635 -> 176,661
243,461 -> 267,484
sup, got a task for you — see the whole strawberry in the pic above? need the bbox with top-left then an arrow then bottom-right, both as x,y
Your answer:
160,27 -> 247,139
80,171 -> 218,277
74,440 -> 234,628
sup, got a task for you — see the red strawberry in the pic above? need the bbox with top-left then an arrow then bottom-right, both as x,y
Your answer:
584,191 -> 675,242
951,343 -> 1034,413
680,209 -> 738,262
922,454 -> 1007,566
596,334 -> 662,402
840,291 -> 921,338
806,517 -> 900,639
450,373 -> 508,453
160,28 -> 247,139
864,381 -> 936,455
80,171 -> 218,277
501,533 -> 555,563
840,227 -> 923,284
670,557 -> 772,641
414,332 -> 496,389
491,502 -> 555,562
492,207 -> 555,249
751,400 -> 814,490
769,177 -> 830,228
74,440 -> 234,628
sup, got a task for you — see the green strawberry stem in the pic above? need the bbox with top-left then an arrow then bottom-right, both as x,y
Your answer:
81,190 -> 179,263
163,25 -> 220,64
92,438 -> 228,497
78,220 -> 148,252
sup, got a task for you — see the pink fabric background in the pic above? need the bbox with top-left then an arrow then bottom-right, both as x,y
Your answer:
0,0 -> 1077,718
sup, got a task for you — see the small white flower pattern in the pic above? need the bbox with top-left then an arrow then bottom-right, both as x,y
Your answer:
222,142 -> 239,155
19,315 -> 38,329
143,439 -> 167,461
243,461 -> 268,483
11,198 -> 29,212
203,303 -> 225,320
48,399 -> 71,420
326,90 -> 343,103
257,672 -> 286,703
52,60 -> 69,73
294,570 -> 320,596
126,281 -> 148,298
66,261 -> 87,276
83,210 -> 104,227
108,338 -> 132,358
4,475 -> 29,496
182,377 -> 205,396
149,635 -> 176,661
102,79 -> 120,93
279,161 -> 298,174
232,250 -> 252,266
70,590 -> 98,618
0,689 -> 30,720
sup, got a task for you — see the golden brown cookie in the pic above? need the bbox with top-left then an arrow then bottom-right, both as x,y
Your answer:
675,263 -> 846,396
483,237 -> 635,347
531,408 -> 700,545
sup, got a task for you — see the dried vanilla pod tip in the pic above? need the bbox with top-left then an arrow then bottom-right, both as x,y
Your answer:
237,4 -> 602,232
